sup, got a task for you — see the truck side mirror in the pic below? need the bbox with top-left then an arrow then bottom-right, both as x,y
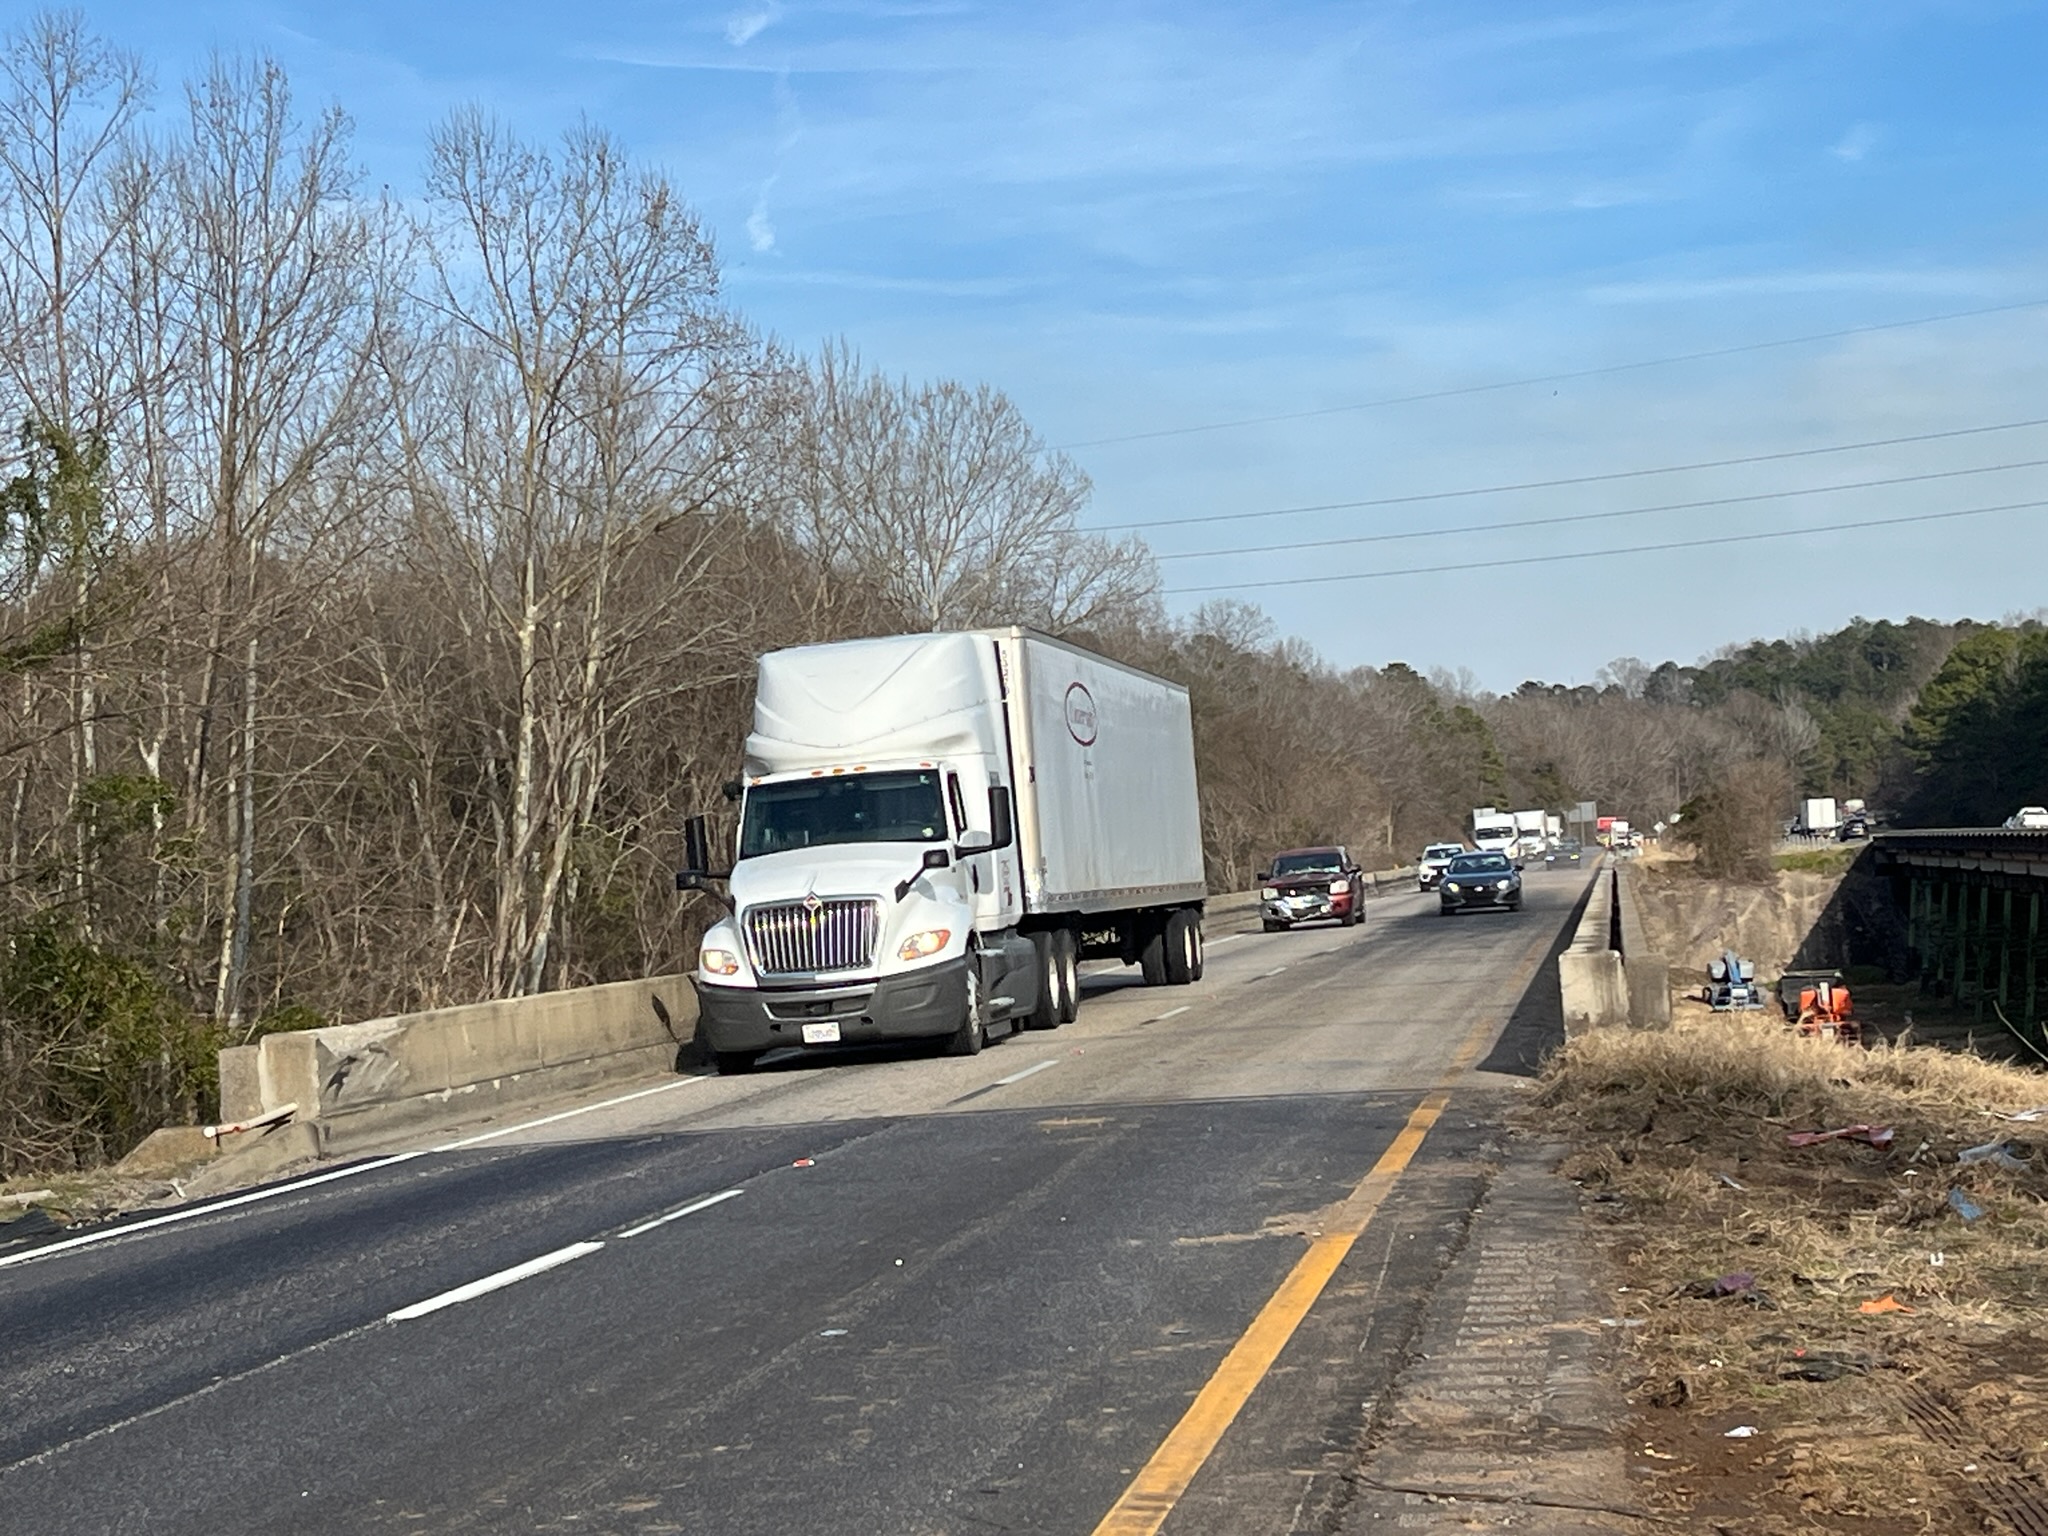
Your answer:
894,846 -> 952,902
681,813 -> 711,878
960,786 -> 1015,855
720,778 -> 743,804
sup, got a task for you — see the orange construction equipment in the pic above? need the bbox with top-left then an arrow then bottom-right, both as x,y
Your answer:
1796,978 -> 1857,1042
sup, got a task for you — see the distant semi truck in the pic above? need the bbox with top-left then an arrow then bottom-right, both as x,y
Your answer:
679,629 -> 1209,1073
1797,797 -> 1840,837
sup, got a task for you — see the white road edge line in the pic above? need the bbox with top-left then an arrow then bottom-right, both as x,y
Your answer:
992,1059 -> 1062,1088
616,1187 -> 745,1239
0,1074 -> 715,1272
1257,966 -> 1289,980
386,1241 -> 605,1322
1206,934 -> 1244,946
1148,1006 -> 1191,1024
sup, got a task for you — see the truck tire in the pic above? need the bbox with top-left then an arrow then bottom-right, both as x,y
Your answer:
714,1048 -> 762,1075
1055,930 -> 1080,1023
1164,909 -> 1199,985
945,963 -> 986,1056
1024,932 -> 1063,1030
1139,919 -> 1169,986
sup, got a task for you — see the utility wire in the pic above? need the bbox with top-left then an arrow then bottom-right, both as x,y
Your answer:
1155,456 -> 2048,562
1060,298 -> 2048,450
1166,498 -> 2048,594
1088,415 -> 2048,533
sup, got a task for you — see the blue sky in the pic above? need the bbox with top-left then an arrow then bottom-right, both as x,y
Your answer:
64,0 -> 2048,689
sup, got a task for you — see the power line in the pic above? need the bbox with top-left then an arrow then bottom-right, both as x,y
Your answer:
1059,298 -> 2048,450
1166,498 -> 2048,594
1087,415 -> 2048,533
1154,456 -> 2048,562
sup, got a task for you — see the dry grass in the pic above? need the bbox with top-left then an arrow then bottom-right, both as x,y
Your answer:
1534,1015 -> 2048,1530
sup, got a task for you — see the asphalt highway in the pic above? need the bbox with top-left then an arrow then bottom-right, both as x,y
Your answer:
0,866 -> 1595,1536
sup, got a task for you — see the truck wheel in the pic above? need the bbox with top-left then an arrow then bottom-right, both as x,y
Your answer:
1164,909 -> 1199,985
1187,916 -> 1205,982
1139,919 -> 1169,985
1024,933 -> 1062,1030
945,964 -> 986,1056
1055,930 -> 1080,1023
713,1048 -> 762,1075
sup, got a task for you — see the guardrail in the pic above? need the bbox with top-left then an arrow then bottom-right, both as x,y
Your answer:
217,974 -> 696,1157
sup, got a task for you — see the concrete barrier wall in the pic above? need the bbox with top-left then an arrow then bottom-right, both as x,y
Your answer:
1613,864 -> 1672,1029
1557,865 -> 1628,1035
1557,861 -> 1673,1035
222,973 -> 697,1154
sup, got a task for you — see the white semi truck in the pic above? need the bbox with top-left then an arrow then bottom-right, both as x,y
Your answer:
1511,809 -> 1549,859
680,629 -> 1209,1073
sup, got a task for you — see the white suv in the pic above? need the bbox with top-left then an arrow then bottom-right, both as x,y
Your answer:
1417,843 -> 1466,891
2006,806 -> 2048,830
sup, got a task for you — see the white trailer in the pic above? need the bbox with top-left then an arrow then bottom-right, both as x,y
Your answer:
1511,809 -> 1548,858
682,629 -> 1207,1072
1798,797 -> 1840,836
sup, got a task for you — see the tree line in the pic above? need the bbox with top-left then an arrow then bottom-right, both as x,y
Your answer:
0,14 -> 2037,1173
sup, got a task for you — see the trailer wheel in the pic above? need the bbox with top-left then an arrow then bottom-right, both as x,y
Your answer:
1024,933 -> 1063,1030
1139,919 -> 1169,985
1164,909 -> 1199,985
713,1049 -> 762,1076
1055,930 -> 1080,1023
1187,916 -> 1204,982
945,962 -> 986,1056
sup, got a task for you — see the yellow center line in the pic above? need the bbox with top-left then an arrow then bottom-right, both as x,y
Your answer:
1089,927 -> 1552,1536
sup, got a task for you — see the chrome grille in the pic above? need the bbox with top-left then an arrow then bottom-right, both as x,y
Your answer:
743,898 -> 882,976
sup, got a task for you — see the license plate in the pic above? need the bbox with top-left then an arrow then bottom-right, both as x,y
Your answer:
801,1021 -> 841,1045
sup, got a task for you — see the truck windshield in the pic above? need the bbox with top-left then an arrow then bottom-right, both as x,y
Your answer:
739,771 -> 949,858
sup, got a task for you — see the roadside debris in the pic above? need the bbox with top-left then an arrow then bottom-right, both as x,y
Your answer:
1724,1425 -> 1759,1438
1858,1294 -> 1916,1315
200,1102 -> 297,1147
1947,1188 -> 1987,1223
1957,1140 -> 2029,1170
1679,1271 -> 1775,1307
791,1157 -> 815,1168
2002,1106 -> 2048,1122
1786,1124 -> 1895,1148
1715,1172 -> 1747,1190
1781,1348 -> 1875,1382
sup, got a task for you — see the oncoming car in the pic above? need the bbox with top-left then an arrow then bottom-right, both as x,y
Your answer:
2006,806 -> 2048,830
1439,851 -> 1522,915
1417,842 -> 1466,891
1260,846 -> 1364,930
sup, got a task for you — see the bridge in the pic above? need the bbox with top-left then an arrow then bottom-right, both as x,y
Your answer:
1871,828 -> 2048,1032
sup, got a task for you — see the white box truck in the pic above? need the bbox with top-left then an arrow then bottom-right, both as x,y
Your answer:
1471,807 -> 1517,855
1511,809 -> 1548,859
1798,797 -> 1840,837
680,629 -> 1208,1073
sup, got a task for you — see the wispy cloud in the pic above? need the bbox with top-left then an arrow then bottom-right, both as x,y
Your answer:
1831,121 -> 1879,161
1587,268 -> 2000,304
746,184 -> 777,252
726,5 -> 781,47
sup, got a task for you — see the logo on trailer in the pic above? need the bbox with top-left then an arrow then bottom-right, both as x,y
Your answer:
1063,682 -> 1098,746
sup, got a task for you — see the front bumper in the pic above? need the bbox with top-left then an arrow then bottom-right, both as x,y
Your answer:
693,957 -> 969,1054
1418,868 -> 1447,890
1440,883 -> 1519,910
1262,889 -> 1356,924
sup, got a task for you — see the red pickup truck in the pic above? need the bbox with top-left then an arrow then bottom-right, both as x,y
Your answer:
1259,846 -> 1365,930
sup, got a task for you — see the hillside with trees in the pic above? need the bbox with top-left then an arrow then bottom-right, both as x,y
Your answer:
0,15 -> 2041,1174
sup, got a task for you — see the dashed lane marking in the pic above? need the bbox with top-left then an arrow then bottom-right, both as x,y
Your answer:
386,1241 -> 605,1322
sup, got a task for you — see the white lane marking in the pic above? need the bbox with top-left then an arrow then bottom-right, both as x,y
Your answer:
0,1074 -> 714,1272
616,1187 -> 745,1239
992,1059 -> 1062,1087
386,1241 -> 605,1322
1206,934 -> 1244,946
1255,966 -> 1289,980
1148,1006 -> 1191,1024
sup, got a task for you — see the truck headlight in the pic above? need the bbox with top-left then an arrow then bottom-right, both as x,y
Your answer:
1329,879 -> 1350,894
1260,887 -> 1278,900
898,928 -> 952,961
700,947 -> 741,976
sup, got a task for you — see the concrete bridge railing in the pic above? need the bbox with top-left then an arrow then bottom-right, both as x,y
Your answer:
1557,859 -> 1669,1035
